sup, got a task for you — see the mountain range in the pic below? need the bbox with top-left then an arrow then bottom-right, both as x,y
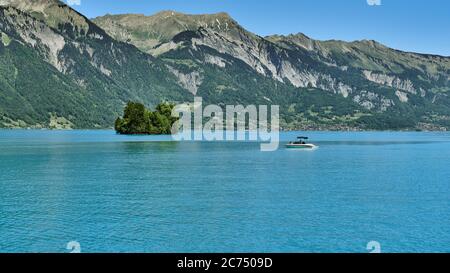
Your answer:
1,0 -> 449,130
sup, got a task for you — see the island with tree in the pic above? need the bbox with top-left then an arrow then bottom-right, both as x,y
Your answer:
115,102 -> 178,135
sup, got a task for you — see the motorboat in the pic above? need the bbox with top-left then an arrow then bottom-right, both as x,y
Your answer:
286,136 -> 318,149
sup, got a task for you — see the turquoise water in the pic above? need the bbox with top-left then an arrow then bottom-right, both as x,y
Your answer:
1,130 -> 450,253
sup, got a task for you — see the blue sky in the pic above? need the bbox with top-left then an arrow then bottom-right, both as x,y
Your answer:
67,0 -> 450,56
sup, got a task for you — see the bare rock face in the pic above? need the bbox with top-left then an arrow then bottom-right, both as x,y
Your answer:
2,8 -> 66,72
0,1 -> 190,129
1,2 -> 450,130
395,90 -> 409,103
353,91 -> 395,112
363,70 -> 417,94
99,12 -> 448,106
0,0 -> 90,34
204,54 -> 227,68
167,66 -> 203,95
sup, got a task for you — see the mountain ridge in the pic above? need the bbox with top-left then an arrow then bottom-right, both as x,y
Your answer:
91,11 -> 450,130
94,11 -> 450,59
0,1 -> 449,130
0,2 -> 191,128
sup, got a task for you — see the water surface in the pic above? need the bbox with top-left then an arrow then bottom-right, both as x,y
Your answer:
0,130 -> 449,253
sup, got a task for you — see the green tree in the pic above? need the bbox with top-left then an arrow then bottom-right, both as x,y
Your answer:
115,101 -> 178,135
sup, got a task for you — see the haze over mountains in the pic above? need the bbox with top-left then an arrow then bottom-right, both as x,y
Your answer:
1,0 -> 449,130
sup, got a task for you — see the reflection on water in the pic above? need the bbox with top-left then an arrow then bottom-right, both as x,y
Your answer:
311,140 -> 448,146
120,141 -> 180,153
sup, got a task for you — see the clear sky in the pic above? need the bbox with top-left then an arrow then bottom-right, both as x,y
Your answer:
67,0 -> 450,57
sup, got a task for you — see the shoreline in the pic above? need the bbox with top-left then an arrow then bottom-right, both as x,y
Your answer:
0,128 -> 448,133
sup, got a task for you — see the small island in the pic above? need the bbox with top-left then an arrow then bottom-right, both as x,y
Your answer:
115,102 -> 178,135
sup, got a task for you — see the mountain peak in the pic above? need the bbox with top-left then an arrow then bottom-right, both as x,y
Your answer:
352,39 -> 388,50
152,10 -> 232,19
266,33 -> 313,42
0,0 -> 90,33
93,11 -> 244,54
287,32 -> 312,39
266,32 -> 317,51
151,10 -> 182,18
0,0 -> 61,10
2,4 -> 450,130
213,12 -> 233,19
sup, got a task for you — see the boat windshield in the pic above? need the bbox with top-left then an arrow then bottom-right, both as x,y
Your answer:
296,137 -> 308,144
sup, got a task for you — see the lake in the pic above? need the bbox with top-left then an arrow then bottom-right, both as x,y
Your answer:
0,130 -> 449,253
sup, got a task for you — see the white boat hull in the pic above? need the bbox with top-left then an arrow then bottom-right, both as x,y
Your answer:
285,143 -> 318,149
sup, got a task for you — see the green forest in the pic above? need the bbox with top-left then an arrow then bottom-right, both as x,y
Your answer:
115,102 -> 178,135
